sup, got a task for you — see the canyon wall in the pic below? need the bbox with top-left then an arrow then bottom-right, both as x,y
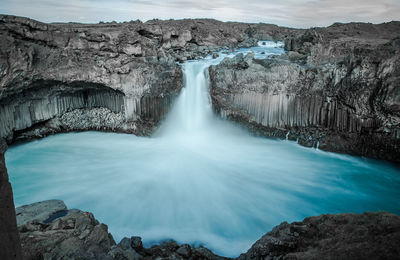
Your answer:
0,15 -> 299,142
210,22 -> 400,162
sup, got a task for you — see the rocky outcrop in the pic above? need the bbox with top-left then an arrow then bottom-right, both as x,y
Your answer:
239,212 -> 400,260
209,22 -> 400,162
17,200 -> 116,259
16,200 -> 227,260
17,200 -> 400,259
0,139 -> 21,260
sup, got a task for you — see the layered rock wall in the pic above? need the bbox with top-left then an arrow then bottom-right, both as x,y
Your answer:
0,15 -> 187,140
0,83 -> 125,139
209,22 -> 400,162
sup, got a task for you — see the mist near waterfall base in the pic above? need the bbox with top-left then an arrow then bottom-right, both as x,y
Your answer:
6,43 -> 400,257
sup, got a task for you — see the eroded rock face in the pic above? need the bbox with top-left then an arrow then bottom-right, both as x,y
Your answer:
209,22 -> 400,162
17,200 -> 400,260
0,139 -> 21,260
0,16 -> 184,141
0,15 -> 301,142
17,200 -> 116,259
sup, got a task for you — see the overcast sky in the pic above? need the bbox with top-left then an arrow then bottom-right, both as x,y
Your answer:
0,0 -> 399,28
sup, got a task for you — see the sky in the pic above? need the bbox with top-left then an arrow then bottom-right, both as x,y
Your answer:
0,0 -> 399,28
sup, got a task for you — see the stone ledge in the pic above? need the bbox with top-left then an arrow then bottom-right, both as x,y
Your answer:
16,200 -> 400,260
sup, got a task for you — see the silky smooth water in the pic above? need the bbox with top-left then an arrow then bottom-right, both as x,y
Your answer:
6,42 -> 400,257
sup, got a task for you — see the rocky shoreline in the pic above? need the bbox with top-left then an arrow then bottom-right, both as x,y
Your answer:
16,200 -> 400,260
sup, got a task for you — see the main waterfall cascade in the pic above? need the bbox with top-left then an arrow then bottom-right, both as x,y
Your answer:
6,42 -> 400,257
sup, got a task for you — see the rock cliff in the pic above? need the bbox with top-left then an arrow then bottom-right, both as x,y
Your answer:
0,15 -> 299,142
0,139 -> 21,260
17,200 -> 400,260
209,22 -> 400,162
0,15 -> 183,140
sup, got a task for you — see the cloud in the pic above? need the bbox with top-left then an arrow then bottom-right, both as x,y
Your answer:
0,0 -> 399,28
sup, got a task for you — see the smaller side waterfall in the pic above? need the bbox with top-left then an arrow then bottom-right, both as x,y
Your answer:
286,131 -> 290,140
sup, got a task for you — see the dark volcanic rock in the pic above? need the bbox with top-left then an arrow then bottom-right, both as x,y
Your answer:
239,212 -> 400,260
17,200 -> 117,260
0,15 -> 183,141
0,139 -> 22,260
16,200 -> 227,260
16,200 -> 400,260
209,22 -> 400,163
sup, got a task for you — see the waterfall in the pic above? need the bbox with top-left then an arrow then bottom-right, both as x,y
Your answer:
159,61 -> 215,136
158,41 -> 285,139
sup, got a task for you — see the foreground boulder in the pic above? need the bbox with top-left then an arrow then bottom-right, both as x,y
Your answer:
17,200 -> 116,259
17,200 -> 400,259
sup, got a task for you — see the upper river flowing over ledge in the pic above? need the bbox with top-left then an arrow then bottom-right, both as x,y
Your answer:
5,42 -> 400,257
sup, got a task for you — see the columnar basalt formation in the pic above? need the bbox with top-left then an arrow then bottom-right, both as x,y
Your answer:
0,15 -> 183,141
209,22 -> 400,162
